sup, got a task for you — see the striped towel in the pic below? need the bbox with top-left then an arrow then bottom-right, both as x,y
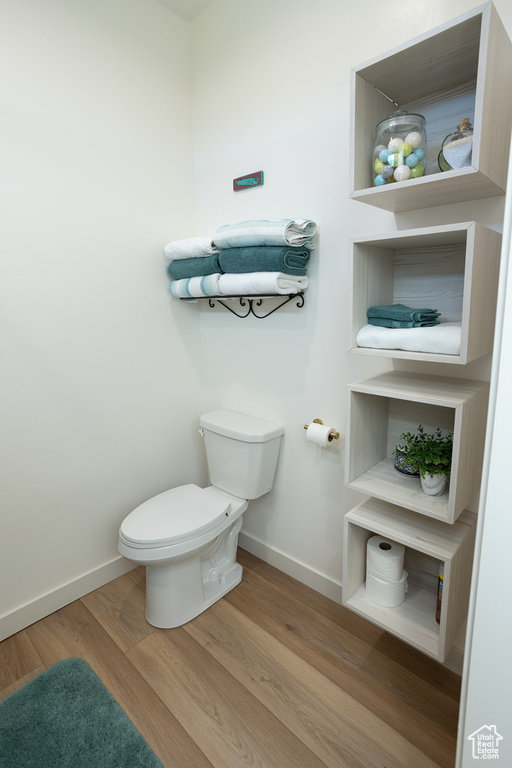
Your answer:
213,219 -> 317,250
164,236 -> 219,261
168,273 -> 221,298
218,272 -> 308,296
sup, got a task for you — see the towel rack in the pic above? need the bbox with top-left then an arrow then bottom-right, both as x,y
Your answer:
180,293 -> 305,319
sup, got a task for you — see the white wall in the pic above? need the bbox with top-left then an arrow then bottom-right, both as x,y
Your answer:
0,0 -> 206,637
191,0 -> 512,610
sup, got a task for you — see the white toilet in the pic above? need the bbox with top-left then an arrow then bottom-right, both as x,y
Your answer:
118,409 -> 284,628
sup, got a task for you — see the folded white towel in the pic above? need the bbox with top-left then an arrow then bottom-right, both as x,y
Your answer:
164,236 -> 219,261
218,272 -> 308,296
356,321 -> 461,355
168,273 -> 221,298
213,219 -> 317,250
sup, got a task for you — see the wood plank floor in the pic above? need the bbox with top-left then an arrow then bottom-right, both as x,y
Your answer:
0,549 -> 461,768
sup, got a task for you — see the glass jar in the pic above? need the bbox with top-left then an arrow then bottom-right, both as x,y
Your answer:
439,118 -> 473,171
373,110 -> 427,187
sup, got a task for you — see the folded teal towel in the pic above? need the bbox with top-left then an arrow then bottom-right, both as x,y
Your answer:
367,303 -> 440,323
167,254 -> 221,280
369,317 -> 440,328
218,246 -> 310,276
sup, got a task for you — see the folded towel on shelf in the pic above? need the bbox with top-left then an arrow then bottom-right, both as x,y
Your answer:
218,246 -> 310,276
167,254 -> 221,280
213,219 -> 317,250
164,236 -> 219,261
367,303 -> 440,324
217,272 -> 308,296
168,273 -> 221,298
368,317 -> 440,328
356,322 -> 461,355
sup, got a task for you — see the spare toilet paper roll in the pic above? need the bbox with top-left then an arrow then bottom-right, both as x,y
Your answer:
366,570 -> 408,608
305,421 -> 335,447
366,535 -> 405,583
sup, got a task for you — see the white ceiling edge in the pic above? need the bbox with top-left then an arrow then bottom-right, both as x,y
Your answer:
155,0 -> 216,21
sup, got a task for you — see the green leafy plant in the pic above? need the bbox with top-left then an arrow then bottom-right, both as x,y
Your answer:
395,425 -> 453,481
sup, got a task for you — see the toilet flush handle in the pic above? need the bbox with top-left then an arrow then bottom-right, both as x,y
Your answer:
198,428 -> 205,438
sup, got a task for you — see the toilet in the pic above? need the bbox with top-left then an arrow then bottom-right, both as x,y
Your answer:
118,409 -> 284,628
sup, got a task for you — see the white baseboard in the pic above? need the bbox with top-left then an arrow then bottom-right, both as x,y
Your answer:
238,531 -> 343,603
238,531 -> 464,675
0,556 -> 135,642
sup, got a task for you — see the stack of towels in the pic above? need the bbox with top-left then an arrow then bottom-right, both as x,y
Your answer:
165,218 -> 317,299
356,302 -> 462,356
366,303 -> 440,328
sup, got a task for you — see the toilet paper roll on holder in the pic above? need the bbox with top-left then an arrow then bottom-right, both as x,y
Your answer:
303,418 -> 340,442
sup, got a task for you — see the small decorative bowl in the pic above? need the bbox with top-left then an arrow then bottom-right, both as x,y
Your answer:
394,447 -> 420,477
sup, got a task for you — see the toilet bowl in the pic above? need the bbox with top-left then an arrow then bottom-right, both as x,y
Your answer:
119,484 -> 248,628
118,409 -> 284,628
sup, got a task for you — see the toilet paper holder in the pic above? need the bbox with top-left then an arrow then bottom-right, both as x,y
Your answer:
303,418 -> 340,442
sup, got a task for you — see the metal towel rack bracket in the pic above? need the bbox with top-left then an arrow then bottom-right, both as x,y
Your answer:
181,293 -> 305,319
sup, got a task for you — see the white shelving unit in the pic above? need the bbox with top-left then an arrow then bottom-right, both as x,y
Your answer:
349,222 -> 501,365
342,498 -> 476,662
345,370 -> 489,524
350,2 -> 512,212
343,3 -> 509,661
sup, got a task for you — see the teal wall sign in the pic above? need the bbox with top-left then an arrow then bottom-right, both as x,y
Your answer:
233,170 -> 264,191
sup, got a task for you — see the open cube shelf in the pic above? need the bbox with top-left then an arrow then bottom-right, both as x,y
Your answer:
345,370 -> 489,523
350,2 -> 512,212
349,222 -> 501,364
342,498 -> 476,661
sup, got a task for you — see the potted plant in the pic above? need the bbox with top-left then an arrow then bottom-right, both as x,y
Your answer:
395,425 -> 453,496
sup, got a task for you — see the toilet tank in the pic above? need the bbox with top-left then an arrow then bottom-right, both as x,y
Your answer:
199,409 -> 284,500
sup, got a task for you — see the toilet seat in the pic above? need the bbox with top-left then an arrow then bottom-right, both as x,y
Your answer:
119,484 -> 230,549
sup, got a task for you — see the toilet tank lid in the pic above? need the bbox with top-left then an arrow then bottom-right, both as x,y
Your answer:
200,409 -> 284,442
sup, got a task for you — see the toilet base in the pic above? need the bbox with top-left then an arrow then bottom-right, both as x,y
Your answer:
144,517 -> 243,628
203,561 -> 243,611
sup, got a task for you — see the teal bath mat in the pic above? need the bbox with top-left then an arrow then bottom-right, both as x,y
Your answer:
0,657 -> 163,767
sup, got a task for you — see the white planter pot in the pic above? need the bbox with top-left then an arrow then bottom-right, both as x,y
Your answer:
420,472 -> 447,496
